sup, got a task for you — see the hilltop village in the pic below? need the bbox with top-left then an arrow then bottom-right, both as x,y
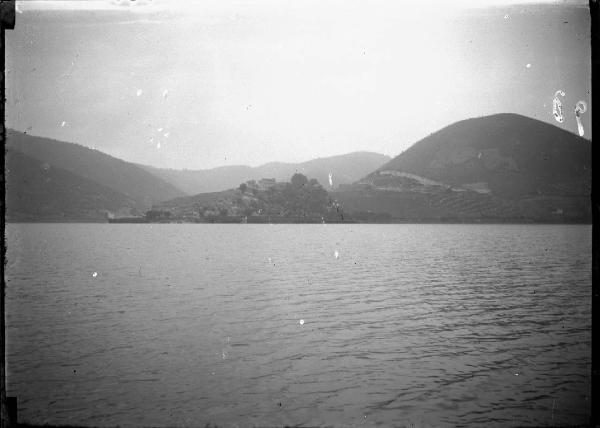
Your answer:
136,173 -> 350,223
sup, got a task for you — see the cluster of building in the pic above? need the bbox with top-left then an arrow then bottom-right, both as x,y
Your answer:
244,178 -> 277,191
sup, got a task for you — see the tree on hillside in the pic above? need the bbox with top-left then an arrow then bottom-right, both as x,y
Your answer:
280,173 -> 329,217
239,183 -> 247,193
291,173 -> 309,188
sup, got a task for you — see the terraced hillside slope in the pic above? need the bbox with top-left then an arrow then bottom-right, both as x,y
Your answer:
334,114 -> 591,222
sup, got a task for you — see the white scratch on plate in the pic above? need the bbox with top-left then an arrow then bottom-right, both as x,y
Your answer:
552,90 -> 565,123
574,100 -> 587,136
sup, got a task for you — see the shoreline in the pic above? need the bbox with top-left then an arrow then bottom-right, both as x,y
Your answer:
6,219 -> 593,225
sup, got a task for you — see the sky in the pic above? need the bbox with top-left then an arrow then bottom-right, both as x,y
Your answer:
6,0 -> 591,170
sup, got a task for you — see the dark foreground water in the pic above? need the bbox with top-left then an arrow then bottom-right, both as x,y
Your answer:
5,224 -> 591,427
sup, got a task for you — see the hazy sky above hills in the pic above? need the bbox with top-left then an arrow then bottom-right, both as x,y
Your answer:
6,0 -> 591,169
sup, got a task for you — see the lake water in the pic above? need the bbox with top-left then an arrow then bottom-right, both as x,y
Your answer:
5,224 -> 591,427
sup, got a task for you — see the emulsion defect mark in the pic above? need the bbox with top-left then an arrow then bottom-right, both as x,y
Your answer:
552,90 -> 565,123
574,101 -> 587,137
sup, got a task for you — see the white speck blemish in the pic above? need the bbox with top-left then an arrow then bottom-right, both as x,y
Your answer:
504,14 -> 509,19
334,250 -> 339,259
61,121 -> 66,127
136,89 -> 143,97
328,172 -> 333,187
164,132 -> 170,138
574,101 -> 587,137
299,319 -> 305,325
552,90 -> 565,123
526,63 -> 531,68
162,90 -> 169,98
92,272 -> 98,277
156,142 -> 161,149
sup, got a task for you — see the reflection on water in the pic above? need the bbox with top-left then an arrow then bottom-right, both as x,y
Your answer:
5,224 -> 590,427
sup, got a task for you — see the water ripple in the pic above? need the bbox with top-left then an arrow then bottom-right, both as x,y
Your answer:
5,223 -> 591,427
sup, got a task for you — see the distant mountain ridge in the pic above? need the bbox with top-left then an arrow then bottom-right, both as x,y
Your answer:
5,113 -> 591,223
4,130 -> 390,221
138,151 -> 391,195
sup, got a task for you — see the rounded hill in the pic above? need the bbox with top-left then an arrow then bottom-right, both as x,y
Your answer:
377,113 -> 590,198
